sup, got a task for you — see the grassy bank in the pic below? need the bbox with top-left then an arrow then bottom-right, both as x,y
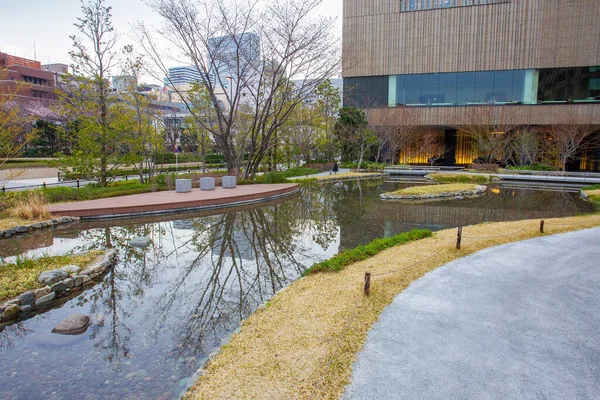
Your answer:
386,183 -> 479,197
583,184 -> 600,204
427,172 -> 492,184
0,250 -> 103,302
305,229 -> 432,275
185,214 -> 600,399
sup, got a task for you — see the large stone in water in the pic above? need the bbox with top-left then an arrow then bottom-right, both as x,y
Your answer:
52,313 -> 90,335
129,237 -> 152,248
38,269 -> 68,286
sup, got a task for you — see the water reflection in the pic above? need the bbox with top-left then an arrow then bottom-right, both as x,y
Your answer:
0,181 -> 595,399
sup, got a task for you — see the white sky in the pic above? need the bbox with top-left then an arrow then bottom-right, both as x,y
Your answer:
0,0 -> 343,82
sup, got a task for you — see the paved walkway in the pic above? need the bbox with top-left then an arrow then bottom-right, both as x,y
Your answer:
48,183 -> 299,219
344,228 -> 600,400
287,168 -> 351,180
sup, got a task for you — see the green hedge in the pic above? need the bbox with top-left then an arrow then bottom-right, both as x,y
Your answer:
340,162 -> 385,172
303,229 -> 433,276
505,164 -> 556,171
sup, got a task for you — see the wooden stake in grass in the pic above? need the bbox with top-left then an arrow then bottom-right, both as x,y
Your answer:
540,220 -> 545,234
363,272 -> 371,296
456,226 -> 463,249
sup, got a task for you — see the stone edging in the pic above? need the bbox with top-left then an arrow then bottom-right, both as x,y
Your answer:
312,173 -> 386,183
0,249 -> 117,328
380,185 -> 487,201
0,216 -> 81,239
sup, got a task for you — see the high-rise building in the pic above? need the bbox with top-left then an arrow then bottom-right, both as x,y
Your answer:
166,66 -> 203,86
208,32 -> 261,90
342,0 -> 600,170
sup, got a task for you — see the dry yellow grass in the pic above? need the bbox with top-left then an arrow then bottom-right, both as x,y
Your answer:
0,216 -> 40,230
186,214 -> 600,400
0,250 -> 104,302
387,183 -> 478,196
5,192 -> 50,221
316,172 -> 383,181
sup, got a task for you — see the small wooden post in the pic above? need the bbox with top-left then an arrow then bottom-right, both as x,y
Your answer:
1,186 -> 5,193
77,179 -> 80,189
363,272 -> 371,296
43,182 -> 46,188
125,174 -> 128,181
540,220 -> 545,234
456,226 -> 463,250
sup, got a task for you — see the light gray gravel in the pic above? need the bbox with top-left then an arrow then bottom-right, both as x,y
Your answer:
344,227 -> 600,400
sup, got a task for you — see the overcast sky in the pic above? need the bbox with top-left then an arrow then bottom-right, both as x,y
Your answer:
0,0 -> 343,81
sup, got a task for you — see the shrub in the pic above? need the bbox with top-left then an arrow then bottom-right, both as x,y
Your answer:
427,173 -> 491,184
303,229 -> 432,275
262,172 -> 289,184
504,164 -> 556,171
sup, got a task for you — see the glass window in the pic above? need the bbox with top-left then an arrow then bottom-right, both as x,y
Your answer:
438,72 -> 457,104
456,72 -> 476,104
492,70 -> 513,103
474,71 -> 494,103
421,73 -> 440,104
405,74 -> 423,104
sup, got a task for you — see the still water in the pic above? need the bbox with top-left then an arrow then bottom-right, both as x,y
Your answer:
0,179 -> 595,400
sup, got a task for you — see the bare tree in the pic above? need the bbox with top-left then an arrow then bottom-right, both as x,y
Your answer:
505,127 -> 545,167
457,106 -> 515,165
548,121 -> 599,171
137,0 -> 340,178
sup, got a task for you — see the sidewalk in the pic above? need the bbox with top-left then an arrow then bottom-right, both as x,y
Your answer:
344,227 -> 600,400
287,168 -> 351,180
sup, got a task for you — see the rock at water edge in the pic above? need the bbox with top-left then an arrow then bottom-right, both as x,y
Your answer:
38,270 -> 68,286
19,291 -> 35,306
2,304 -> 20,321
61,265 -> 81,275
35,292 -> 56,307
52,313 -> 90,335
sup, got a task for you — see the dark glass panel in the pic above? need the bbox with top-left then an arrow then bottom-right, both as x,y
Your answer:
474,71 -> 494,103
456,72 -> 476,104
492,70 -> 514,103
421,73 -> 440,104
405,74 -> 423,104
343,76 -> 389,108
512,70 -> 526,103
395,75 -> 406,106
438,72 -> 458,104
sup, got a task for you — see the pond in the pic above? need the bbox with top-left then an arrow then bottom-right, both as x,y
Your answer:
0,179 -> 595,400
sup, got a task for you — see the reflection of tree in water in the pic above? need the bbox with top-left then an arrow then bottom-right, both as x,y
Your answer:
0,323 -> 34,351
64,194 -> 342,363
74,223 -> 173,369
159,201 -> 332,356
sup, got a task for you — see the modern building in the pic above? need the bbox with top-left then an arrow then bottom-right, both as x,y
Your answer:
0,52 -> 56,100
165,66 -> 203,86
208,32 -> 261,91
342,0 -> 600,169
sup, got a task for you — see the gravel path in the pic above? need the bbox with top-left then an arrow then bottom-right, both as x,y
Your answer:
344,227 -> 600,400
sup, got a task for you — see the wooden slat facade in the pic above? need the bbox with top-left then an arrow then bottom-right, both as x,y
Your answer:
343,0 -> 600,77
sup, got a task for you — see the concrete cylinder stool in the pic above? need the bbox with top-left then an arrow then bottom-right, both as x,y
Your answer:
222,176 -> 237,188
200,177 -> 216,190
176,179 -> 192,193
